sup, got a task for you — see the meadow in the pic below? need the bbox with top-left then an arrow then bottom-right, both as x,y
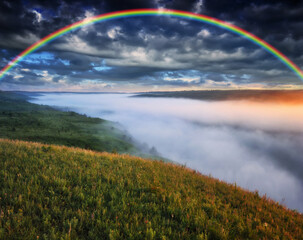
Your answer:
0,139 -> 303,239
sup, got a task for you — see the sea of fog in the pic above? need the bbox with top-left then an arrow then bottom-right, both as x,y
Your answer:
30,93 -> 303,212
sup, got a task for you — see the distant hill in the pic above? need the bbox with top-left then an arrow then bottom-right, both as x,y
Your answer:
0,139 -> 302,239
0,91 -> 164,160
0,90 -> 135,154
136,90 -> 303,104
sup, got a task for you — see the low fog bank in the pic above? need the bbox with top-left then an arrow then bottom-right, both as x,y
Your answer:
30,93 -> 303,212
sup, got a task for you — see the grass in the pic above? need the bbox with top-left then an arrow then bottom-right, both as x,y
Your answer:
0,91 -> 135,154
0,139 -> 302,239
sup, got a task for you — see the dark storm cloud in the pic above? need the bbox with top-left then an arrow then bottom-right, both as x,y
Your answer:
201,0 -> 303,57
0,0 -> 302,89
157,0 -> 200,11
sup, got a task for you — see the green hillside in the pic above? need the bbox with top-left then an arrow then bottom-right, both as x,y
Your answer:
0,139 -> 302,239
0,91 -> 135,154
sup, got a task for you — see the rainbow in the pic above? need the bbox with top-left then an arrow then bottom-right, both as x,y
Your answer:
1,8 -> 302,81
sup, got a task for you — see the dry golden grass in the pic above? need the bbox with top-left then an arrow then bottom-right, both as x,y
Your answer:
0,138 -> 302,239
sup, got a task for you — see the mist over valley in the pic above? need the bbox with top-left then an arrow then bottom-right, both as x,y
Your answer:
30,92 -> 303,212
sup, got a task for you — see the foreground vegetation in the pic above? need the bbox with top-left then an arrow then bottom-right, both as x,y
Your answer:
0,91 -> 135,153
0,139 -> 302,239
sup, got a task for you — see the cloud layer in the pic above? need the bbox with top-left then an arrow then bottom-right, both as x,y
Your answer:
0,0 -> 302,90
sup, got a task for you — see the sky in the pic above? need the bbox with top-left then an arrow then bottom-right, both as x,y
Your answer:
0,0 -> 303,91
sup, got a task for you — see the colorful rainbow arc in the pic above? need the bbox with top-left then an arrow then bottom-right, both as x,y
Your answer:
0,9 -> 303,81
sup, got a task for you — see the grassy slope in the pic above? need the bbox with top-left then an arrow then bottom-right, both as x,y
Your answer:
0,139 -> 302,240
0,91 -> 134,154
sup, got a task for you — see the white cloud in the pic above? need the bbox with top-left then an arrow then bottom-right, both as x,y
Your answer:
107,26 -> 123,39
32,10 -> 42,23
13,75 -> 23,79
163,76 -> 200,83
193,0 -> 204,13
198,29 -> 210,38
